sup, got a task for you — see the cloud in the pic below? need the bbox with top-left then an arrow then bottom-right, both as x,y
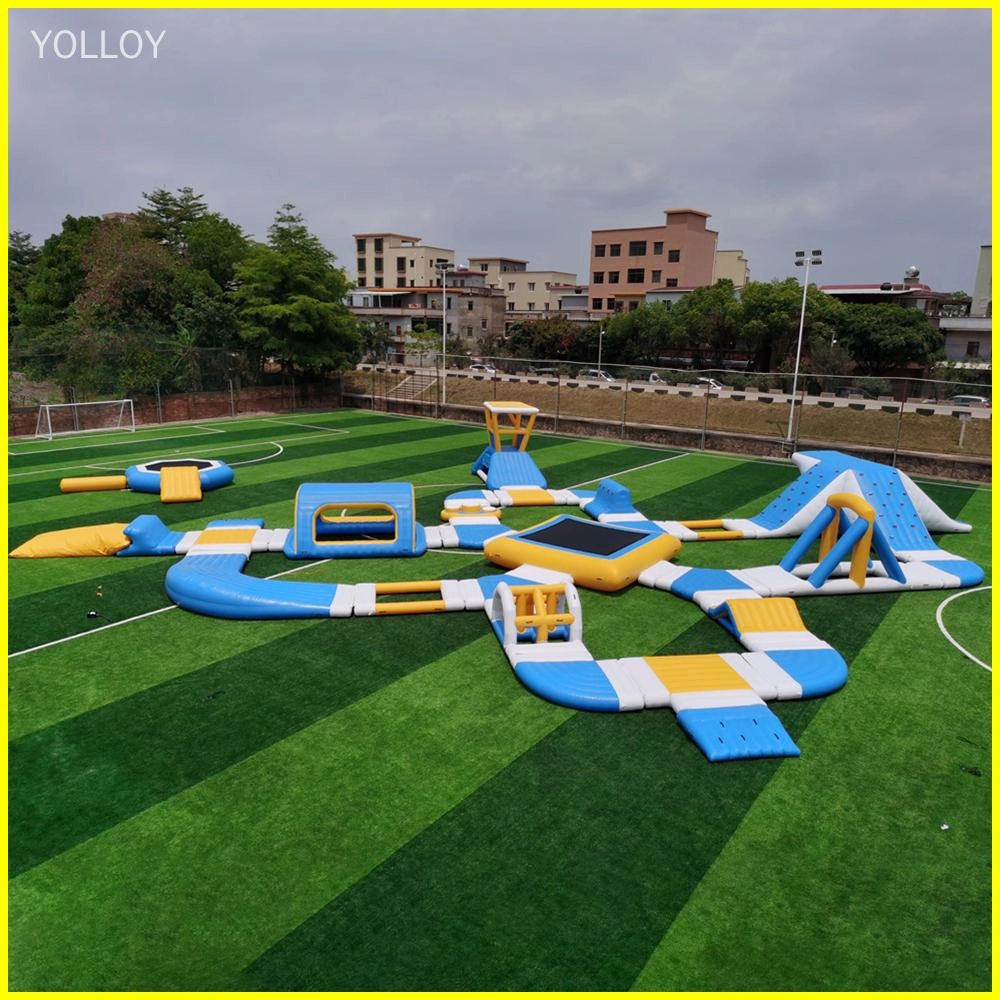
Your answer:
8,8 -> 991,292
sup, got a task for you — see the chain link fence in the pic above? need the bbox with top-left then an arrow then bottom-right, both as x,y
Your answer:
346,355 -> 991,476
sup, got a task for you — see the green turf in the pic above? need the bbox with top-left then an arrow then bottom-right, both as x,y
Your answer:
7,410 -> 991,991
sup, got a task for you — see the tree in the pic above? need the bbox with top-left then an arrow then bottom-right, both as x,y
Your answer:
738,278 -> 807,372
8,231 -> 40,344
73,217 -> 180,335
670,280 -> 741,362
505,315 -> 582,361
602,302 -> 679,364
832,303 -> 944,373
233,205 -> 359,374
137,186 -> 209,253
14,215 -> 102,379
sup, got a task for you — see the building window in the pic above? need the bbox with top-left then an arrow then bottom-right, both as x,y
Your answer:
528,282 -> 535,291
651,270 -> 662,283
527,302 -> 535,311
508,282 -> 516,292
373,238 -> 383,252
627,268 -> 645,283
356,238 -> 366,253
594,244 -> 606,257
610,244 -> 621,256
608,271 -> 620,284
480,263 -> 488,271
481,318 -> 488,328
410,259 -> 415,268
592,272 -> 605,284
629,240 -> 647,256
668,249 -> 681,263
374,277 -> 383,288
628,301 -> 639,312
357,258 -> 366,273
544,302 -> 550,311
666,278 -> 678,288
607,297 -> 617,311
374,259 -> 383,273
508,301 -> 516,311
396,256 -> 406,272
653,241 -> 663,255
468,301 -> 474,311
592,297 -> 603,310
966,340 -> 981,357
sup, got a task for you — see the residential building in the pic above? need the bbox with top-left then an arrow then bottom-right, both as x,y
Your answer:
353,232 -> 454,289
588,208 -> 720,314
939,245 -> 992,363
346,274 -> 506,365
468,255 -> 579,319
714,249 -> 750,288
822,256 -> 992,368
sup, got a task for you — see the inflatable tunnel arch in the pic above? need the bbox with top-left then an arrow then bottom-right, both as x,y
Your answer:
283,482 -> 427,559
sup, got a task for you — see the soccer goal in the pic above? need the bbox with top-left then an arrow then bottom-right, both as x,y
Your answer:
35,399 -> 136,440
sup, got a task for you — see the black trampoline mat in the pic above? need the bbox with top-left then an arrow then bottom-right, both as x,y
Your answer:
520,518 -> 644,556
143,459 -> 216,471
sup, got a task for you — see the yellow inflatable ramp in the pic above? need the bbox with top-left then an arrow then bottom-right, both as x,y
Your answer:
160,464 -> 203,503
720,597 -> 807,635
10,523 -> 131,558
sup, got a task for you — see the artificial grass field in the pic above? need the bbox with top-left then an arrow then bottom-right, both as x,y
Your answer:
6,409 -> 992,991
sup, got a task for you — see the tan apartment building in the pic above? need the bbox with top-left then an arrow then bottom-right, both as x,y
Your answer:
589,208 -> 720,314
353,232 -> 455,289
468,255 -> 580,319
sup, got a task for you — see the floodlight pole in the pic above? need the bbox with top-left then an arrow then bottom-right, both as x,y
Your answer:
436,260 -> 452,405
786,249 -> 822,444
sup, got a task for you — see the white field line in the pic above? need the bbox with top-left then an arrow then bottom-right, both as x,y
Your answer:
8,559 -> 331,661
8,424 -> 354,479
934,586 -> 992,672
569,451 -> 690,490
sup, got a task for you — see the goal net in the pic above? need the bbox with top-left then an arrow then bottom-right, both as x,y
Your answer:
35,399 -> 136,440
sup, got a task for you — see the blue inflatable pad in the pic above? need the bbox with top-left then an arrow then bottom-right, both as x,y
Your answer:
513,658 -> 620,711
676,704 -> 800,761
669,567 -> 754,602
926,559 -> 985,587
766,648 -> 849,698
165,553 -> 339,619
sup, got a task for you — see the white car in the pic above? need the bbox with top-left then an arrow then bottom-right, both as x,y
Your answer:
468,363 -> 497,374
697,377 -> 724,390
584,369 -> 616,382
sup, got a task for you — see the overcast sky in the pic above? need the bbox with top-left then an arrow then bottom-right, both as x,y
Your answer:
9,8 -> 992,293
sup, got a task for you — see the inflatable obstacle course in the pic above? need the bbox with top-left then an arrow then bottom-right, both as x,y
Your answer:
9,411 -> 986,763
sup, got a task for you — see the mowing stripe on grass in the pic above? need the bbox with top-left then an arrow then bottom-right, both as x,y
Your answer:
8,608 -> 492,875
8,640 -> 572,992
632,585 -> 992,992
238,707 -> 790,992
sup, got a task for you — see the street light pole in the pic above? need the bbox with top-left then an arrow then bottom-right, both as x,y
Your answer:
597,326 -> 604,371
786,249 -> 822,444
436,260 -> 452,405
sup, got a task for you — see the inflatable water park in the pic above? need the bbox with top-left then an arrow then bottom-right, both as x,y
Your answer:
12,401 -> 984,762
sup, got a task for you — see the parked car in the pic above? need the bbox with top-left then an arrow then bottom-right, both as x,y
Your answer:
949,394 -> 990,408
835,386 -> 875,399
527,366 -> 558,377
648,372 -> 664,384
697,377 -> 724,390
468,363 -> 497,373
583,369 -> 616,382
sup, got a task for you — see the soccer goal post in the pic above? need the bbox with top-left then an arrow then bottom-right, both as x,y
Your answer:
35,399 -> 136,440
